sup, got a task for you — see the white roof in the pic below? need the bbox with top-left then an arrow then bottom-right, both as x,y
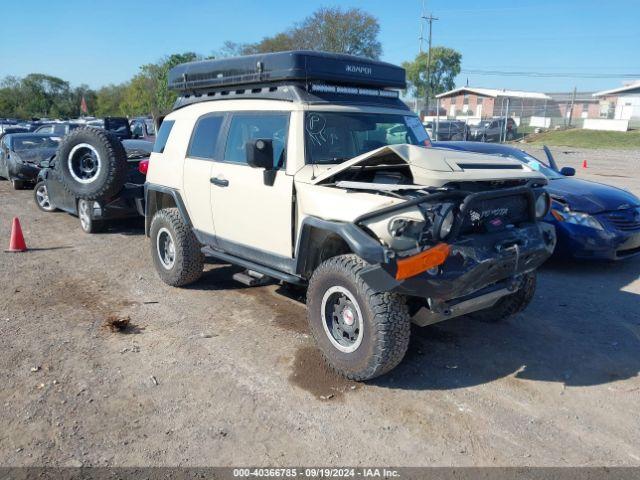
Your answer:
436,87 -> 551,100
592,81 -> 640,97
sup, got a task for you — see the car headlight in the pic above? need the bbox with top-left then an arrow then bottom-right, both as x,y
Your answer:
388,218 -> 424,240
551,207 -> 603,230
535,192 -> 550,218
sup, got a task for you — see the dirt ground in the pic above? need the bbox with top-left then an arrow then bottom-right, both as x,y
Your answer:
1,146 -> 639,467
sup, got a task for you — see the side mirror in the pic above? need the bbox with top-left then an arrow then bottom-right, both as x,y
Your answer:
246,139 -> 273,170
560,167 -> 575,177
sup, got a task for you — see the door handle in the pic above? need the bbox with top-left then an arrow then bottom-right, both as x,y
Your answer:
210,177 -> 229,187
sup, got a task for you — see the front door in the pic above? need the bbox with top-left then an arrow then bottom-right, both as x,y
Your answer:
209,112 -> 294,266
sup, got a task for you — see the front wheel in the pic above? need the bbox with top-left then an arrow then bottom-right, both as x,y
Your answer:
150,208 -> 204,287
78,199 -> 105,233
468,272 -> 537,322
34,182 -> 57,212
306,255 -> 411,381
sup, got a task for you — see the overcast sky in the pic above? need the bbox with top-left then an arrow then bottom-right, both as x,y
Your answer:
1,0 -> 638,93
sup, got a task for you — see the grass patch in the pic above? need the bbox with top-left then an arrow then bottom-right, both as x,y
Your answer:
524,128 -> 640,149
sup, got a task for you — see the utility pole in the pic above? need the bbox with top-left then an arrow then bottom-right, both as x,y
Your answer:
423,12 -> 438,116
567,86 -> 577,127
418,0 -> 425,54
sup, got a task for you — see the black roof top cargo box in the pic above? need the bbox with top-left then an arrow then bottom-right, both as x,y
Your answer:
168,50 -> 406,93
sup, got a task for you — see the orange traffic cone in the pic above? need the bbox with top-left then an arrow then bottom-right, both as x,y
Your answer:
582,160 -> 588,169
6,217 -> 27,252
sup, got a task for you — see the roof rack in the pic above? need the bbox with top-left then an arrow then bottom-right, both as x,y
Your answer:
168,50 -> 406,94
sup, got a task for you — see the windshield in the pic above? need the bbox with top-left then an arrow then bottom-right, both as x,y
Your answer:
304,112 -> 430,164
13,136 -> 60,151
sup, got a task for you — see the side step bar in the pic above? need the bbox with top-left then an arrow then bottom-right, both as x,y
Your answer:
201,246 -> 305,285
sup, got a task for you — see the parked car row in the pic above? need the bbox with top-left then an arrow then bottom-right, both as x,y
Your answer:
0,127 -> 151,233
423,117 -> 518,142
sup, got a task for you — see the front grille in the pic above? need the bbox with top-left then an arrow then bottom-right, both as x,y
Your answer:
460,194 -> 530,234
604,209 -> 640,231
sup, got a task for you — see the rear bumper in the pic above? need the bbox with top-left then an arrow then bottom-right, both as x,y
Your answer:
94,184 -> 144,220
360,222 -> 556,302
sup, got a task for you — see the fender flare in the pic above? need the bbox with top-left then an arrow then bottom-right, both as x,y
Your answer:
294,216 -> 388,276
144,183 -> 192,236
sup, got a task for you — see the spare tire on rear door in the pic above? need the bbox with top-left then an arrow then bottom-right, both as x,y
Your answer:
55,127 -> 128,201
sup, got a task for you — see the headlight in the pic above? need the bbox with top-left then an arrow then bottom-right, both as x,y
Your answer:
388,218 -> 424,239
535,192 -> 550,218
439,208 -> 455,239
551,208 -> 603,230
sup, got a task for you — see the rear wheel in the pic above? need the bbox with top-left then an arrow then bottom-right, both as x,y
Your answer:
34,182 -> 57,212
306,254 -> 411,381
469,272 -> 537,322
150,208 -> 204,287
78,199 -> 105,234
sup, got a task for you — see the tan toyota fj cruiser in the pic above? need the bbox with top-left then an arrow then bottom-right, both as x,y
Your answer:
139,51 -> 556,380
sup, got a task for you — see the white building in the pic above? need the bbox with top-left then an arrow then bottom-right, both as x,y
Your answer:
593,81 -> 640,120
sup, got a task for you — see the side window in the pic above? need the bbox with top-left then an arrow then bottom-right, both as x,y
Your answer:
188,115 -> 224,159
152,120 -> 175,154
223,113 -> 289,168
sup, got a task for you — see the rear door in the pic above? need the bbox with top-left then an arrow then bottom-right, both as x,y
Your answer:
182,113 -> 225,240
209,111 -> 294,263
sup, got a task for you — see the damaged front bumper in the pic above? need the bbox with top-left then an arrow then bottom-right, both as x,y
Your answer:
359,222 -> 556,306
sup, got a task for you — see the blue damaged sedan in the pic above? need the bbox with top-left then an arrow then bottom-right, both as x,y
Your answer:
434,141 -> 640,260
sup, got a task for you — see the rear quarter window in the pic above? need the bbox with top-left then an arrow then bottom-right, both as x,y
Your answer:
188,115 -> 224,159
153,120 -> 175,153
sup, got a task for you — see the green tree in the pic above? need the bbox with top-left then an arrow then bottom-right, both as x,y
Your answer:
19,74 -> 73,118
122,52 -> 198,119
234,7 -> 382,59
0,76 -> 21,118
402,47 -> 462,99
95,84 -> 128,117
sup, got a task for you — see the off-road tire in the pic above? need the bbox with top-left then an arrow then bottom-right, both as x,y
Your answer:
34,181 -> 57,212
306,254 -> 411,381
469,272 -> 537,323
150,208 -> 204,287
11,179 -> 24,190
55,127 -> 127,201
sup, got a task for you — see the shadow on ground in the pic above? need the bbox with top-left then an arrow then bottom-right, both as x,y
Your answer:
374,256 -> 640,390
180,247 -> 640,392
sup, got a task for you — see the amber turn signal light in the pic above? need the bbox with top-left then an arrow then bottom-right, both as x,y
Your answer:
395,243 -> 451,281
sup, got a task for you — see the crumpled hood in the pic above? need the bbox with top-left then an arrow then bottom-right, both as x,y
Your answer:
13,147 -> 57,166
548,177 -> 640,214
309,144 -> 546,187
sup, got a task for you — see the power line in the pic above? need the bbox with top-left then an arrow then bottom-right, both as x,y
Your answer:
461,69 -> 640,79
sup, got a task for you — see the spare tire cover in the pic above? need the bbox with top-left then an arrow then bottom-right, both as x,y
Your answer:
55,127 -> 128,201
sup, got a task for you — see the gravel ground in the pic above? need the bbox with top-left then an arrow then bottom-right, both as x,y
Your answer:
0,148 -> 639,467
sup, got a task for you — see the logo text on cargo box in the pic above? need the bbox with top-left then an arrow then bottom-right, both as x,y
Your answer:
345,65 -> 372,75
